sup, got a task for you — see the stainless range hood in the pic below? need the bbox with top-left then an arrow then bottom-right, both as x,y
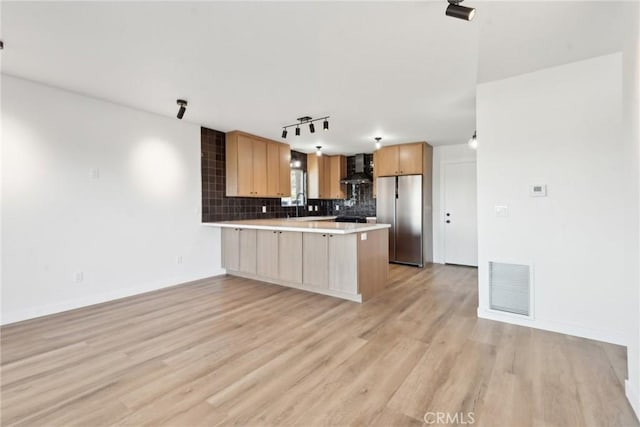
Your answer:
341,154 -> 372,185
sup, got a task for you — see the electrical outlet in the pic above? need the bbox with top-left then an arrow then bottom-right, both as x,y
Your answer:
89,168 -> 100,180
495,205 -> 509,218
308,206 -> 313,212
262,206 -> 267,213
177,256 -> 183,265
74,272 -> 84,283
361,233 -> 367,241
336,205 -> 340,211
314,206 -> 318,212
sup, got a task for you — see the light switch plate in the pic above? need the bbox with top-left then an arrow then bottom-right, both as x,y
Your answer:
262,206 -> 267,213
314,206 -> 318,211
361,233 -> 367,241
308,206 -> 313,212
495,205 -> 509,218
530,184 -> 547,197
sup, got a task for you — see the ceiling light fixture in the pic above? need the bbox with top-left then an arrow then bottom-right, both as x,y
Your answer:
375,137 -> 382,150
281,116 -> 330,137
446,0 -> 476,21
468,130 -> 478,149
176,99 -> 187,119
316,146 -> 322,157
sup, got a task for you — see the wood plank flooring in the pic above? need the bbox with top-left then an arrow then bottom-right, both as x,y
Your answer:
1,264 -> 637,426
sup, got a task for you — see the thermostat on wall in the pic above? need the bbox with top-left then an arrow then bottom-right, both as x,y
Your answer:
530,184 -> 547,197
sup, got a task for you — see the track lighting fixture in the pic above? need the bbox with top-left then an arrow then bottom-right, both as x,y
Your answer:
280,116 -> 330,137
375,137 -> 382,150
316,146 -> 322,157
446,0 -> 476,21
176,99 -> 187,119
468,130 -> 478,149
0,40 -> 4,50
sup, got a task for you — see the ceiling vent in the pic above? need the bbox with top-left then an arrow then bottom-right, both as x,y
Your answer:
489,262 -> 531,316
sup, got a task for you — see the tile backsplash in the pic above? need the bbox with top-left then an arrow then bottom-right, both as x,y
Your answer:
201,127 -> 376,222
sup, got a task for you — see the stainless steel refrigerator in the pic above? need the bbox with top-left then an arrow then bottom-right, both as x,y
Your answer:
376,175 -> 423,267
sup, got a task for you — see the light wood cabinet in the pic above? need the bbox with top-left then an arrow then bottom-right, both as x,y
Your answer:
307,154 -> 346,199
222,228 -> 256,275
256,230 -> 303,284
239,229 -> 257,274
303,233 -> 329,288
222,228 -> 240,271
328,234 -> 358,294
375,143 -> 424,176
226,131 -> 290,198
302,233 -> 357,295
257,230 -> 279,280
267,142 -> 291,197
222,226 -> 389,302
278,231 -> 303,284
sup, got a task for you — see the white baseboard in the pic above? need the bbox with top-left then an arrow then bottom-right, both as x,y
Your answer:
477,307 -> 627,346
626,380 -> 640,421
1,269 -> 226,325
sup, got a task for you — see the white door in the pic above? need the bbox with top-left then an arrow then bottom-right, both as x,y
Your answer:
444,162 -> 478,266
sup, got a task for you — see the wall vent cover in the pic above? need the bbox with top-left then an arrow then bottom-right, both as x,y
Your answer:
489,262 -> 531,316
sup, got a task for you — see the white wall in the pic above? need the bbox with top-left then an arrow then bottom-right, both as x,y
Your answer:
432,144 -> 476,264
1,75 -> 224,324
476,53 -> 637,347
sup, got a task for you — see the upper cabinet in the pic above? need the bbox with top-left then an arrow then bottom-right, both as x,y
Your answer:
307,154 -> 347,199
375,143 -> 424,177
226,131 -> 291,198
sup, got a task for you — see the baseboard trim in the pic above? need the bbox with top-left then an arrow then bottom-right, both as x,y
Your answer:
626,380 -> 640,421
1,269 -> 226,326
477,307 -> 627,346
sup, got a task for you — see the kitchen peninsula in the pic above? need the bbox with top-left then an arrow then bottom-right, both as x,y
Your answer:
204,219 -> 390,302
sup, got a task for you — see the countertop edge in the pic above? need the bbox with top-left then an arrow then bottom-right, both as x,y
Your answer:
201,221 -> 390,234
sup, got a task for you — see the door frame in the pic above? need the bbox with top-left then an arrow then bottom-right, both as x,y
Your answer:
440,159 -> 478,266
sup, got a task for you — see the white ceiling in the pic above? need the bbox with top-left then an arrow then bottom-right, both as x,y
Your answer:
1,1 -> 637,155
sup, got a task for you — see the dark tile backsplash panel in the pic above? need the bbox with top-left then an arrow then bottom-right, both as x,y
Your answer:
201,127 -> 376,222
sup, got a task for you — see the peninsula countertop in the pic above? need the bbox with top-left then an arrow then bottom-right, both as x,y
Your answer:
202,219 -> 390,234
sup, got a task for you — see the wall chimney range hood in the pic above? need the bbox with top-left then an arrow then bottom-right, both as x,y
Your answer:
341,154 -> 372,185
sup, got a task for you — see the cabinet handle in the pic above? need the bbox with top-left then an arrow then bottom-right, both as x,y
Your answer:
322,234 -> 326,237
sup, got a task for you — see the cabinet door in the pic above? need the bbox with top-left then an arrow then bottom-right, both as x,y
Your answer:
328,234 -> 358,294
279,231 -> 303,284
236,135 -> 255,196
321,156 -> 332,199
257,230 -> 279,279
329,156 -> 347,199
266,142 -> 281,197
239,229 -> 257,274
307,154 -> 321,199
376,146 -> 399,176
303,233 -> 329,288
278,144 -> 291,197
398,143 -> 423,175
252,140 -> 268,196
222,228 -> 240,271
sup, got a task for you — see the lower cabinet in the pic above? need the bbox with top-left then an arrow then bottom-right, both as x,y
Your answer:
302,233 -> 357,295
222,228 -> 257,275
256,230 -> 303,284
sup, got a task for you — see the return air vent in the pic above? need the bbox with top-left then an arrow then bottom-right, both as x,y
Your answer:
489,262 -> 531,316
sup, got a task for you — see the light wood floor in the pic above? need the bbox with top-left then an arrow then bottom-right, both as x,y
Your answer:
1,264 -> 637,426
